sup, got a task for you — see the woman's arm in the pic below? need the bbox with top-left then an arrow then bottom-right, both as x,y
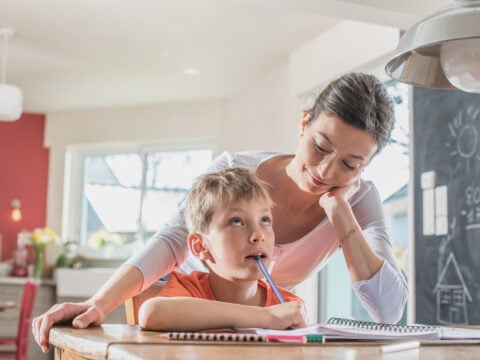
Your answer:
320,181 -> 408,323
320,181 -> 383,281
138,297 -> 307,331
32,265 -> 143,352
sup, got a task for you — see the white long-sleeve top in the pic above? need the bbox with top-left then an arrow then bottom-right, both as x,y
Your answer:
125,151 -> 408,324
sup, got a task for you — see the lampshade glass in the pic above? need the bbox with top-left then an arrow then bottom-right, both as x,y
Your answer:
440,38 -> 480,93
0,83 -> 23,121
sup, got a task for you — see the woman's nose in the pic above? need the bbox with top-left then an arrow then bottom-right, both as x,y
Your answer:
317,158 -> 335,179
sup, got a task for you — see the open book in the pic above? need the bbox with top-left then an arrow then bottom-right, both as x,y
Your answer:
249,317 -> 480,341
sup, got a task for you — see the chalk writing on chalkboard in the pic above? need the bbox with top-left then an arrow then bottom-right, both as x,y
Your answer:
461,185 -> 480,230
445,106 -> 480,174
434,252 -> 472,324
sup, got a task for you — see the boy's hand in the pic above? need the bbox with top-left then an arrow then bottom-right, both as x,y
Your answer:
264,301 -> 308,329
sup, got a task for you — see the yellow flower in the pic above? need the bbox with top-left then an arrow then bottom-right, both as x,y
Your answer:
44,227 -> 57,239
32,229 -> 44,243
87,229 -> 124,249
24,227 -> 59,247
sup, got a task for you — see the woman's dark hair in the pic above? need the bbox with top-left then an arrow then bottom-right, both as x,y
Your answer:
305,72 -> 395,152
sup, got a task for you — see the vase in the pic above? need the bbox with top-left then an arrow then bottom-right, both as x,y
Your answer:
33,247 -> 45,278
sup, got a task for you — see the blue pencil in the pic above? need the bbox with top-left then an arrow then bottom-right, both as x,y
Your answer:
255,255 -> 285,304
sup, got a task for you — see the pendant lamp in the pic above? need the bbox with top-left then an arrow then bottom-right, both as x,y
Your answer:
385,0 -> 480,93
0,28 -> 23,121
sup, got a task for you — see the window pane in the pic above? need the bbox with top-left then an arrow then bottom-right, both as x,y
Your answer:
142,149 -> 212,237
82,154 -> 142,246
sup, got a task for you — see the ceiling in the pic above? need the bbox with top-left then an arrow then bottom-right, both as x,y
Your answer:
0,0 -> 447,113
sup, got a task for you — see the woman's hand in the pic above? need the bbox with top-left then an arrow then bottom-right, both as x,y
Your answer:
32,300 -> 106,353
263,301 -> 308,330
319,178 -> 361,214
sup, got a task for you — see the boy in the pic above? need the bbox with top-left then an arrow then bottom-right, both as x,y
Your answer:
139,167 -> 307,331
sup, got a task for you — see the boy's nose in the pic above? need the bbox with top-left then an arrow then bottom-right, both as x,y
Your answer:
249,229 -> 265,243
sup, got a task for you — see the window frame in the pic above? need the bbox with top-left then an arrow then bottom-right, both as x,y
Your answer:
62,139 -> 217,256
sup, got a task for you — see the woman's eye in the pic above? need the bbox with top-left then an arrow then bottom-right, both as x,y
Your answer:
315,142 -> 326,152
343,161 -> 356,170
314,141 -> 330,154
261,216 -> 272,225
230,218 -> 243,226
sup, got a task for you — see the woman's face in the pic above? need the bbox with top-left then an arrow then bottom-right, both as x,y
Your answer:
289,112 -> 378,195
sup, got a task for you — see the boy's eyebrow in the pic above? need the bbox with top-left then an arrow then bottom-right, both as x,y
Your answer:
224,206 -> 272,213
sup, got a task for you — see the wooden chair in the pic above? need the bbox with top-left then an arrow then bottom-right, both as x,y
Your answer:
0,280 -> 39,360
125,281 -> 166,325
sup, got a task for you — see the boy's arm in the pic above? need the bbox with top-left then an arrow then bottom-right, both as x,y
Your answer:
138,297 -> 307,331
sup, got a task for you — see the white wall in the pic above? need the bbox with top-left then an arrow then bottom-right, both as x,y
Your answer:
290,20 -> 399,96
223,61 -> 302,153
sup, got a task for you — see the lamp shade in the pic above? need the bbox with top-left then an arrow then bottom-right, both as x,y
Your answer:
385,0 -> 480,93
0,83 -> 23,121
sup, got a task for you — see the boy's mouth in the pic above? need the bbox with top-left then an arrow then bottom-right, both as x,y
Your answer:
245,253 -> 266,259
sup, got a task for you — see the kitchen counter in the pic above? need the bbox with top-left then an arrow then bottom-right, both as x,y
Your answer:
0,276 -> 56,286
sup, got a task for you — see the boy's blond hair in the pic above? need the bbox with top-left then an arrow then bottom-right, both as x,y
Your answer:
185,167 -> 274,233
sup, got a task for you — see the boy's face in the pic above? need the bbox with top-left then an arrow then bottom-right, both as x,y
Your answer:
196,197 -> 274,282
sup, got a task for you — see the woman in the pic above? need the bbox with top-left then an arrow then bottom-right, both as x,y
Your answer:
33,72 -> 407,352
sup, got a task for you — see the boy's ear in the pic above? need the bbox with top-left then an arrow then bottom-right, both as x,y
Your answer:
188,233 -> 213,261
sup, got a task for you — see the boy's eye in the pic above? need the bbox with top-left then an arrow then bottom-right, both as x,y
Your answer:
261,216 -> 272,225
230,218 -> 244,226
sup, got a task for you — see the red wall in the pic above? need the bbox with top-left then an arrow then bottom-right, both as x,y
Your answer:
0,113 -> 49,261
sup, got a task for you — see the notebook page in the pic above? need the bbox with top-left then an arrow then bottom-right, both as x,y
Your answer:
440,326 -> 480,339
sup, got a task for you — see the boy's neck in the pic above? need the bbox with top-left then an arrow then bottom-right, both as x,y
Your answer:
208,272 -> 266,306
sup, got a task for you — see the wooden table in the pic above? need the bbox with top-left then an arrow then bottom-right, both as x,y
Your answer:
49,324 -> 480,360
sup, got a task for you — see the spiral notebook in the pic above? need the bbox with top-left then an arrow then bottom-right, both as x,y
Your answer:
252,317 -> 480,341
316,317 -> 441,340
166,332 -> 267,342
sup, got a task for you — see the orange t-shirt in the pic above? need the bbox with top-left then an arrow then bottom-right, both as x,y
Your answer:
159,271 -> 304,307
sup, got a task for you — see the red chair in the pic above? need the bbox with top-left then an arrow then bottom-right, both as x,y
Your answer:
0,280 -> 39,360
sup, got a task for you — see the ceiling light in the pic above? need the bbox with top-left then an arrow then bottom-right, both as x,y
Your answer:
0,28 -> 23,121
385,0 -> 480,93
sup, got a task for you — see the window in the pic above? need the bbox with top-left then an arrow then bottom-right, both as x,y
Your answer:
452,289 -> 465,306
63,142 -> 213,258
440,289 -> 451,304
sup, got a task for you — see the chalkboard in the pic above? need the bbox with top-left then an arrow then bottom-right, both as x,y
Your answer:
414,87 -> 480,325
